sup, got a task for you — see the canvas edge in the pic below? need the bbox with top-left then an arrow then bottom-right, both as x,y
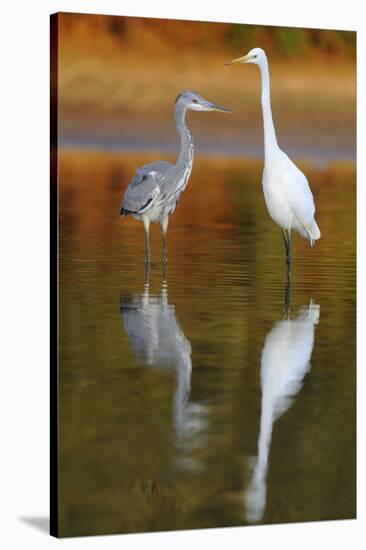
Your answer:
50,11 -> 59,539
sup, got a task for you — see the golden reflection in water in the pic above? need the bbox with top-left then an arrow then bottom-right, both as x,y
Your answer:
58,150 -> 355,536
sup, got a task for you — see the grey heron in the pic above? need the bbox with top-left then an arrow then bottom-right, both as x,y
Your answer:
120,90 -> 229,263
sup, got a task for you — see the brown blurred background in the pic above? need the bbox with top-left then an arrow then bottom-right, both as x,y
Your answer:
56,12 -> 356,164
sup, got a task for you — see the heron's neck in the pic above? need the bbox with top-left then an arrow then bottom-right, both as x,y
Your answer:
175,105 -> 194,170
259,58 -> 279,161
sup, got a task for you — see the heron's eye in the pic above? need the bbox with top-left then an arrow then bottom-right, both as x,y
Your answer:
193,99 -> 198,103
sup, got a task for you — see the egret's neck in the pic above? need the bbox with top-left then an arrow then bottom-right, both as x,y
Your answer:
259,58 -> 279,161
175,105 -> 194,170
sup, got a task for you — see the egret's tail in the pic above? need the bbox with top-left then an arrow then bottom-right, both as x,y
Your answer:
308,220 -> 321,247
294,218 -> 321,246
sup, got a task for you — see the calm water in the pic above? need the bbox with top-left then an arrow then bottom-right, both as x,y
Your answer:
58,151 -> 356,537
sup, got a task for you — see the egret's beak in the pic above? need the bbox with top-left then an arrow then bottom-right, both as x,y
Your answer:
205,100 -> 231,113
225,53 -> 252,65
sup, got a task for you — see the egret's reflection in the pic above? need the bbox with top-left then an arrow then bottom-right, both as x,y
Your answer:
245,285 -> 320,523
120,269 -> 206,446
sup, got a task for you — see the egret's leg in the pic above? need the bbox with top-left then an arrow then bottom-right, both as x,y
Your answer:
143,216 -> 151,264
282,275 -> 291,319
282,229 -> 291,280
161,217 -> 169,263
282,229 -> 289,258
286,229 -> 292,269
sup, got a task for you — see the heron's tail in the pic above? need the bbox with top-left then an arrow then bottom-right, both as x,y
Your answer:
120,205 -> 131,218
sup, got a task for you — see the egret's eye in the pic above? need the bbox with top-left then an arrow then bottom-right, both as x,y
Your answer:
193,99 -> 198,103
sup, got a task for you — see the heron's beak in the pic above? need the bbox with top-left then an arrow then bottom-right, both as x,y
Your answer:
225,53 -> 252,65
205,101 -> 231,113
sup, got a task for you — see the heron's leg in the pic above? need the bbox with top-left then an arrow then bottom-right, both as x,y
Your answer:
162,256 -> 168,282
144,256 -> 151,284
143,216 -> 151,264
161,217 -> 169,263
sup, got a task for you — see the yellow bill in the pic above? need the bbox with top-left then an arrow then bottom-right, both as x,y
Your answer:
225,53 -> 252,65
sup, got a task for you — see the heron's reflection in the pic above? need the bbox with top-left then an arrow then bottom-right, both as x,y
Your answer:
120,269 -> 206,445
245,284 -> 320,523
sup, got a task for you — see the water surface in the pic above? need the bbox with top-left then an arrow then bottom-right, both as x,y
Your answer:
58,151 -> 356,536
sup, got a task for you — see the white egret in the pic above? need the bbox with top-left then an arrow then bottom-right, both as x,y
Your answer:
227,48 -> 321,276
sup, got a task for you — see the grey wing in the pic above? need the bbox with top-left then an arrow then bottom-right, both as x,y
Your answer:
120,161 -> 172,216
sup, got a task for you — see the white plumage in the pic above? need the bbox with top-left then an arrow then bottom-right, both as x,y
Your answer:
227,48 -> 321,271
263,150 -> 321,245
